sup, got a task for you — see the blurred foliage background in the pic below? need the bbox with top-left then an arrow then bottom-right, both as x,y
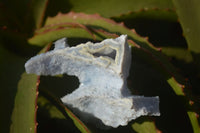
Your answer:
0,0 -> 200,133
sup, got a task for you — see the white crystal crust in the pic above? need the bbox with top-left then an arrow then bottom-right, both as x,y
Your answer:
25,35 -> 160,128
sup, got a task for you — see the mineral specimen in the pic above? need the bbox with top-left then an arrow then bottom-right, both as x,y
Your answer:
25,35 -> 160,127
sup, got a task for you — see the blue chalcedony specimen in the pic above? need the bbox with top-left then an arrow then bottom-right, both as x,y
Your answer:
25,35 -> 160,127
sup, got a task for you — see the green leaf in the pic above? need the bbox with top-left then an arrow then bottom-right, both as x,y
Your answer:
0,44 -> 26,133
9,43 -> 51,133
29,23 -> 95,46
161,47 -> 193,63
187,111 -> 200,133
61,104 -> 91,133
68,0 -> 174,18
10,73 -> 39,133
63,105 -> 91,133
132,117 -> 158,133
172,0 -> 200,53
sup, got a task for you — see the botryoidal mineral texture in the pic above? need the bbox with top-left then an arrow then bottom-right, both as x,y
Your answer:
25,35 -> 160,128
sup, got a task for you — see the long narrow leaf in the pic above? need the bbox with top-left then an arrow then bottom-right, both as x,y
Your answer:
10,44 -> 51,133
0,44 -> 25,133
172,0 -> 200,53
10,73 -> 39,133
